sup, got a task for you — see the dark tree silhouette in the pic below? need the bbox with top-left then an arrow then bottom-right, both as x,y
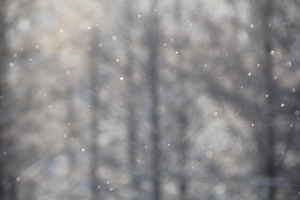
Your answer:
145,0 -> 162,199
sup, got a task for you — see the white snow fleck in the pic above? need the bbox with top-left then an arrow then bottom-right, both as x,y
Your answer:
206,151 -> 213,158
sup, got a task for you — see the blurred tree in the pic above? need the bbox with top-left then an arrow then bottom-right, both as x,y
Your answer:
0,1 -> 18,199
0,0 -> 8,198
2,0 -> 300,199
173,1 -> 189,199
252,1 -> 300,199
122,1 -> 141,199
88,30 -> 102,200
145,0 -> 162,199
200,0 -> 300,199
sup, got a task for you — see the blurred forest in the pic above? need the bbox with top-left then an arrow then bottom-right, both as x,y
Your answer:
1,0 -> 300,199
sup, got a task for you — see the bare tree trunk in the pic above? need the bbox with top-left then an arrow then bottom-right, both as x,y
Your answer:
262,40 -> 277,200
126,70 -> 140,198
149,43 -> 161,200
261,42 -> 277,200
0,42 -> 6,200
125,41 -> 140,198
173,1 -> 189,199
65,87 -> 78,190
146,1 -> 161,199
122,1 -> 140,198
0,1 -> 9,199
178,109 -> 188,200
257,1 -> 277,199
149,58 -> 161,200
89,31 -> 101,200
